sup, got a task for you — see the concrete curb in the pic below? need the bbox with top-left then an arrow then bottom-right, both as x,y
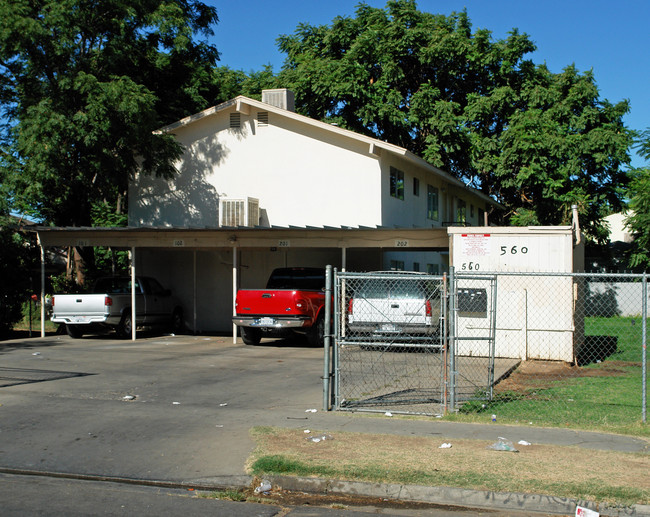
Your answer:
269,475 -> 650,517
4,468 -> 649,516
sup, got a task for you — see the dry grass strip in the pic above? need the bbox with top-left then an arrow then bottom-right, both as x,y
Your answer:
248,427 -> 650,505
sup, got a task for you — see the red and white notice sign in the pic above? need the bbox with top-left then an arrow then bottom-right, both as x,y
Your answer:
460,233 -> 491,257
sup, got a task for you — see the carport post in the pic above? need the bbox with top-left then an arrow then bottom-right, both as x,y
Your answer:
193,250 -> 197,334
38,234 -> 45,337
131,247 -> 136,341
323,265 -> 332,410
232,246 -> 238,344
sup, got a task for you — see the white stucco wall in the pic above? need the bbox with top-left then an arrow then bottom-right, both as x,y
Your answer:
130,103 -> 492,231
379,164 -> 489,228
130,108 -> 382,229
605,212 -> 633,243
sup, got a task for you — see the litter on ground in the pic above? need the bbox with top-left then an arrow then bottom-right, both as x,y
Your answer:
487,437 -> 519,452
254,480 -> 272,494
306,433 -> 333,443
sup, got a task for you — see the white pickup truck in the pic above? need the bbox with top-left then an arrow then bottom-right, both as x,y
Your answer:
51,276 -> 184,338
347,271 -> 442,346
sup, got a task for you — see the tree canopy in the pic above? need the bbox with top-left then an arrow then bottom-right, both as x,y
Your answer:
277,0 -> 632,240
0,0 -> 639,246
625,129 -> 650,268
0,0 -> 222,227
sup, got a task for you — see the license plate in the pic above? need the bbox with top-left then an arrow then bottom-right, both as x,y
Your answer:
380,324 -> 398,332
258,317 -> 276,326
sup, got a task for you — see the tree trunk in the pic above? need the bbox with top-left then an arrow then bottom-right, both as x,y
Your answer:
73,247 -> 86,287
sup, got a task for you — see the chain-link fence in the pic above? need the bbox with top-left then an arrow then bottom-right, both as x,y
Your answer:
331,269 -> 648,426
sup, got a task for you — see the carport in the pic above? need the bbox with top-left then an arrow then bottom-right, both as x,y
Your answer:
34,226 -> 450,341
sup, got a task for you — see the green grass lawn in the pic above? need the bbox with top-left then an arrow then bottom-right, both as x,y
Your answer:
453,316 -> 649,436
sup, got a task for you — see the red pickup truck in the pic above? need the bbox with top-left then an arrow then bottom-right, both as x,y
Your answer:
233,267 -> 326,346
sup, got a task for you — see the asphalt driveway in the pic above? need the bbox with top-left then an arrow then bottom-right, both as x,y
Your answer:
0,333 -> 325,484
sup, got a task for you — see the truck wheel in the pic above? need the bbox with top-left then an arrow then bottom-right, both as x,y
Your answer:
66,324 -> 84,339
171,308 -> 184,334
241,327 -> 261,346
307,315 -> 325,347
116,313 -> 132,339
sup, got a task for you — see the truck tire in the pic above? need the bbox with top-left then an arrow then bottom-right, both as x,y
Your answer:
241,327 -> 261,346
171,308 -> 184,334
307,315 -> 325,347
66,324 -> 84,339
116,313 -> 132,339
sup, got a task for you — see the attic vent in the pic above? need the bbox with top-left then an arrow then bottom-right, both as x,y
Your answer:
257,111 -> 269,127
219,197 -> 260,227
229,113 -> 241,128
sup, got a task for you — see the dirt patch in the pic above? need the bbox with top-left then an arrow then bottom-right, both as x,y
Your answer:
245,483 -> 471,514
495,360 -> 638,394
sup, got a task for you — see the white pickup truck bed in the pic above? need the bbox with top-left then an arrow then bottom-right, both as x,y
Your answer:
51,276 -> 183,338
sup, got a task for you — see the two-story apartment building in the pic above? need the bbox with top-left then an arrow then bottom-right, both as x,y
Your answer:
38,89 -> 500,333
130,89 -> 497,279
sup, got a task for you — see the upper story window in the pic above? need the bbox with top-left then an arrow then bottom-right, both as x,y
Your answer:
390,167 -> 404,200
456,199 -> 467,224
413,177 -> 420,196
427,185 -> 439,220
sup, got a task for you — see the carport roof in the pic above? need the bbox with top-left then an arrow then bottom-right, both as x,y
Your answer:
35,225 -> 451,250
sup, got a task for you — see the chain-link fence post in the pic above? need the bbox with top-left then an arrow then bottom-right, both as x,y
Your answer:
448,266 -> 456,411
643,272 -> 647,424
323,265 -> 332,411
442,272 -> 449,413
333,268 -> 340,409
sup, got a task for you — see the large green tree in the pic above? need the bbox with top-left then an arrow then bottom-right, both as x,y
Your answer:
0,0 -> 222,228
625,129 -> 650,268
277,0 -> 632,240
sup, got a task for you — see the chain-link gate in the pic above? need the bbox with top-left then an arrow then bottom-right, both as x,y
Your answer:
449,271 -> 499,408
333,271 -> 448,415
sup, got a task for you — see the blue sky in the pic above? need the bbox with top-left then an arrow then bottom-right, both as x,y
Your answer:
208,0 -> 649,168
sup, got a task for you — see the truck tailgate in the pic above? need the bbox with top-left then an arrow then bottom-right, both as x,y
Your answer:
52,294 -> 109,324
235,289 -> 306,315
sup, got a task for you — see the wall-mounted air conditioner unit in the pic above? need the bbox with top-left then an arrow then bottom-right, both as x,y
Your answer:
219,197 -> 260,227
